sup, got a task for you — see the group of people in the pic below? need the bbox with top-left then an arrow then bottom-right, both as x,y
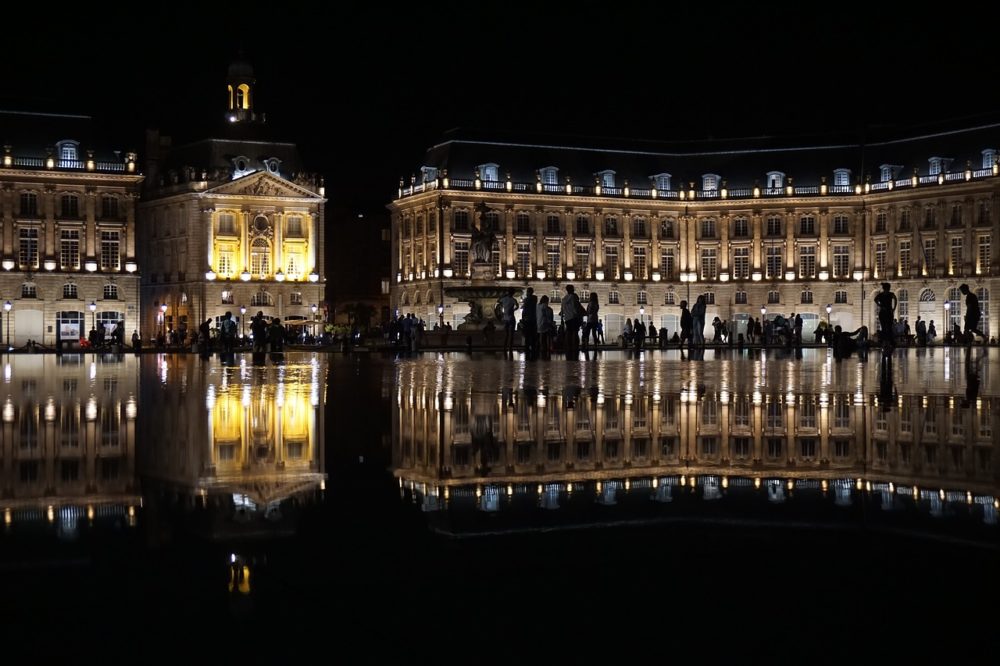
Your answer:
875,282 -> 986,349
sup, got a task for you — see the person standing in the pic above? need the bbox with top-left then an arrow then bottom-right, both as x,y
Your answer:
691,295 -> 706,346
582,292 -> 600,350
559,285 -> 583,357
679,300 -> 693,347
959,283 -> 986,345
520,287 -> 538,358
873,282 -> 897,348
499,288 -> 519,354
537,295 -> 554,359
915,316 -> 927,346
928,320 -> 937,343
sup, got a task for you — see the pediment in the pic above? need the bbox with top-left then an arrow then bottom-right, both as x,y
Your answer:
206,171 -> 320,199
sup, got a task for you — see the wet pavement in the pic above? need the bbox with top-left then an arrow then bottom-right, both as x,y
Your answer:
0,349 -> 996,660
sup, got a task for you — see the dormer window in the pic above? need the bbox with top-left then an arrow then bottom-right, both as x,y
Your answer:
56,140 -> 79,166
928,157 -> 943,176
478,163 -> 499,182
879,164 -> 901,182
596,170 -> 616,188
263,158 -> 282,175
651,173 -> 671,191
982,149 -> 997,170
766,171 -> 784,189
420,166 -> 438,182
539,166 -> 559,185
832,169 -> 851,187
701,174 -> 719,191
232,155 -> 252,179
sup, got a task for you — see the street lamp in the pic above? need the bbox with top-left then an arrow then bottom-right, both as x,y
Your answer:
160,302 -> 167,339
240,305 -> 247,342
760,305 -> 767,318
3,301 -> 10,350
639,305 -> 645,324
312,304 -> 319,338
944,301 -> 951,335
89,301 -> 97,333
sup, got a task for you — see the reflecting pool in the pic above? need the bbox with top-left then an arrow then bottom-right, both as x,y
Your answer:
0,348 -> 995,658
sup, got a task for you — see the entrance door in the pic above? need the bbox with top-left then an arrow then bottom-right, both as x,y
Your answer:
13,309 -> 43,346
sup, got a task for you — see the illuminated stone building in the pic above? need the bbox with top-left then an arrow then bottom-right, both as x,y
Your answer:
139,59 -> 325,340
138,354 -> 326,534
390,126 -> 1000,340
391,361 -> 998,527
0,355 -> 140,537
0,112 -> 142,347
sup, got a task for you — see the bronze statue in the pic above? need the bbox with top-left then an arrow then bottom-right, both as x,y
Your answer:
471,202 -> 496,265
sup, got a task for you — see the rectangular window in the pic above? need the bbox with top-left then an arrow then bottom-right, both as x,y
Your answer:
18,227 -> 39,268
60,229 -> 80,269
875,212 -> 887,233
218,213 -> 236,235
576,216 -> 589,235
632,247 -> 647,280
799,246 -> 816,278
950,237 -> 963,274
491,241 -> 501,277
898,240 -> 911,276
60,194 -> 79,218
835,290 -> 848,304
732,247 -> 749,279
799,216 -> 815,235
979,202 -> 990,226
218,251 -> 233,277
516,212 -> 530,234
700,248 -> 717,280
605,246 -> 619,279
978,235 -> 991,274
516,242 -> 531,277
575,244 -> 591,278
546,215 -> 560,235
659,218 -> 674,239
453,211 -> 469,232
922,238 -> 936,274
874,241 -> 887,277
605,217 -> 618,236
735,291 -> 747,304
19,192 -> 38,217
100,231 -> 121,270
733,218 -> 749,238
660,248 -> 675,280
833,215 -> 849,234
700,219 -> 716,239
899,209 -> 911,231
286,216 -> 303,237
833,246 -> 850,278
100,196 -> 118,218
951,204 -> 962,227
633,218 -> 647,238
766,246 -> 782,279
766,216 -> 782,236
453,241 -> 469,276
924,207 -> 936,228
546,243 -> 561,277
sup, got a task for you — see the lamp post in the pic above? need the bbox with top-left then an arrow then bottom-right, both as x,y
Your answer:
944,301 -> 951,338
160,302 -> 167,339
89,301 -> 97,334
240,305 -> 247,342
3,301 -> 10,350
639,305 -> 645,326
436,303 -> 444,326
826,303 -> 833,326
312,303 -> 319,339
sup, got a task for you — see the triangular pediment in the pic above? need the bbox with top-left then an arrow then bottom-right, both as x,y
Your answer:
205,171 -> 321,199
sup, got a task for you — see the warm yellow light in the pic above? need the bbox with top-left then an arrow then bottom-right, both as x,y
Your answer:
87,505 -> 95,521
47,506 -> 54,522
721,477 -> 729,489
753,477 -> 761,490
856,478 -> 863,491
624,479 -> 631,491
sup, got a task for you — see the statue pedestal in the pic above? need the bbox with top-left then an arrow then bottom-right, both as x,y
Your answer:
470,263 -> 495,282
445,283 -> 517,332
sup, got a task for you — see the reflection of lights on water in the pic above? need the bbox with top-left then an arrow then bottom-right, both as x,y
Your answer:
47,505 -> 54,523
821,480 -> 829,492
754,478 -> 761,490
651,477 -> 659,488
205,385 -> 216,410
87,505 -> 94,521
2,400 -> 13,423
753,391 -> 762,405
126,397 -> 137,420
89,363 -> 96,381
719,391 -> 729,405
624,479 -> 630,491
3,364 -> 10,383
85,398 -> 97,421
44,399 -> 56,422
722,477 -> 729,489
596,393 -> 605,405
242,385 -> 251,407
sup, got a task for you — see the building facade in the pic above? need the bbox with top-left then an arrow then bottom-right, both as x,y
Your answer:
0,112 -> 142,347
390,127 -> 1000,340
138,60 -> 325,341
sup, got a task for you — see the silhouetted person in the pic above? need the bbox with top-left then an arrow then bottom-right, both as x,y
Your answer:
874,282 -> 897,348
962,352 -> 982,408
959,283 -> 985,346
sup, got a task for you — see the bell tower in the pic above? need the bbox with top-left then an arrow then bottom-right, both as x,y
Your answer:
225,56 -> 259,124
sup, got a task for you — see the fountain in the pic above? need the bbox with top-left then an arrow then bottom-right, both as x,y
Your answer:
445,203 -> 521,330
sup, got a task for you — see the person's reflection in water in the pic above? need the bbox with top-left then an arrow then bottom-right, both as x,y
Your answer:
879,352 -> 896,411
962,352 -> 983,408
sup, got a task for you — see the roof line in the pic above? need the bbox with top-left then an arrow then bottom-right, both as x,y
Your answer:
432,121 -> 1000,160
0,110 -> 92,120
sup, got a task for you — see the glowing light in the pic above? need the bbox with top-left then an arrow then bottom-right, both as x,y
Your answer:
1,260 -> 13,271
536,269 -> 546,280
751,271 -> 762,282
274,270 -> 285,282
595,270 -> 605,281
125,261 -> 138,273
651,272 -> 661,282
623,271 -> 633,281
784,271 -> 796,281
84,260 -> 98,272
565,269 -> 576,281
818,270 -> 829,281
87,506 -> 95,521
754,478 -> 761,490
240,270 -> 251,281
505,269 -> 515,279
43,259 -> 56,271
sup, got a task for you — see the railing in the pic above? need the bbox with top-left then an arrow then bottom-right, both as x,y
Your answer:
399,166 -> 1000,201
8,156 -> 128,173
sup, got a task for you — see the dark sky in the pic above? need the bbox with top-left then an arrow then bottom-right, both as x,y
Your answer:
4,4 -> 997,214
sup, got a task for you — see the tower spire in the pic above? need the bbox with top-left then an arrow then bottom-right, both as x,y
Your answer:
225,55 -> 258,124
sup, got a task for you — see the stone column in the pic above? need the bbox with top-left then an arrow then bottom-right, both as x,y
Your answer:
594,209 -> 604,270
819,209 -> 829,270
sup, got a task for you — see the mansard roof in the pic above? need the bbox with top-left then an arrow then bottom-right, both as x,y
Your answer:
417,118 -> 1000,187
0,109 -> 131,163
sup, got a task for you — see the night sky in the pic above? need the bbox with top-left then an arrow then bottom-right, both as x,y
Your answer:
5,6 -> 996,213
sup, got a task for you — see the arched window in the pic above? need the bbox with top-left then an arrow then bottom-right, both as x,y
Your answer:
833,169 -> 851,187
236,83 -> 251,110
57,140 -> 78,165
982,149 -> 996,170
540,167 -> 559,185
919,288 -> 936,302
414,291 -> 422,305
766,171 -> 785,190
767,290 -> 780,304
250,291 -> 273,307
478,163 -> 499,182
250,238 -> 271,277
63,284 -> 78,299
227,84 -> 234,110
598,170 -> 616,188
103,284 -> 119,300
60,194 -> 79,218
100,195 -> 119,219
401,292 -> 409,306
897,289 -> 908,317
947,287 -> 961,330
21,283 -> 37,298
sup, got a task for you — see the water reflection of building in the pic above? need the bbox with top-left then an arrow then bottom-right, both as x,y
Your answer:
138,353 -> 326,538
392,368 -> 998,530
0,355 -> 140,537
